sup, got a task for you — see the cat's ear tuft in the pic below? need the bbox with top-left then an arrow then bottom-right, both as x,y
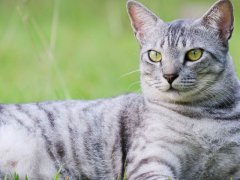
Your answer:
201,0 -> 234,41
127,0 -> 160,43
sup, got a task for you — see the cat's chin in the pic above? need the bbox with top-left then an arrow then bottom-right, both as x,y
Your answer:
142,84 -> 197,104
147,91 -> 195,104
159,90 -> 186,102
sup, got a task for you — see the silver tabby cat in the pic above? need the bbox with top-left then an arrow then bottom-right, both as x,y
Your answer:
0,0 -> 239,180
126,0 -> 240,179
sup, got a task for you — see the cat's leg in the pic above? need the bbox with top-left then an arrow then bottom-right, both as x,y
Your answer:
126,159 -> 176,180
232,171 -> 240,180
126,141 -> 180,180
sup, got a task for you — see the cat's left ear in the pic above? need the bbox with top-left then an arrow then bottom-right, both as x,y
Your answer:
127,0 -> 162,44
200,0 -> 234,41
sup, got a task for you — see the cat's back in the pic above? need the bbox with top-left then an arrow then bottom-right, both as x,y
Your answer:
0,93 -> 141,126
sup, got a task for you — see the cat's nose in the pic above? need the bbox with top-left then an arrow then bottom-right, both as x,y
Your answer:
163,74 -> 178,84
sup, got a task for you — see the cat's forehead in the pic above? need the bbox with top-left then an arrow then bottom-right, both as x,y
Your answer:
167,19 -> 192,29
145,18 -> 216,51
164,19 -> 192,45
143,19 -> 190,50
161,19 -> 196,40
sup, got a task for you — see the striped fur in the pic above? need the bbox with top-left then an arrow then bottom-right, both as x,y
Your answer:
127,0 -> 240,179
1,0 -> 239,179
0,94 -> 143,179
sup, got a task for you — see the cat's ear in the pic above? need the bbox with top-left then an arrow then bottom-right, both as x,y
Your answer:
127,0 -> 161,44
200,0 -> 234,41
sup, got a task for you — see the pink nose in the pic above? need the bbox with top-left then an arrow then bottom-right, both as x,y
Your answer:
163,74 -> 178,84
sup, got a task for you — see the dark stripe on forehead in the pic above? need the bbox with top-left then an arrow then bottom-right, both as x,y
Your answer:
182,38 -> 187,47
176,28 -> 185,47
160,39 -> 165,48
167,20 -> 187,47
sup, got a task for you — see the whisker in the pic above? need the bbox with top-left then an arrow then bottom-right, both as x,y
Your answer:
127,81 -> 140,91
119,69 -> 140,79
150,82 -> 161,86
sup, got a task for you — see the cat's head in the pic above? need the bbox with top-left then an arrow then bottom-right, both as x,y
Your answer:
127,0 -> 235,104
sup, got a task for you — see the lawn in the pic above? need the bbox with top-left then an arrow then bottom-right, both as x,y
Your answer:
0,0 -> 239,103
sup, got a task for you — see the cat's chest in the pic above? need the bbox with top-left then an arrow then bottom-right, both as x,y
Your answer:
143,109 -> 240,143
141,110 -> 240,178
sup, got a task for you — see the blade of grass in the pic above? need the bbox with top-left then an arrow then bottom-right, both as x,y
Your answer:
53,168 -> 61,180
14,173 -> 19,180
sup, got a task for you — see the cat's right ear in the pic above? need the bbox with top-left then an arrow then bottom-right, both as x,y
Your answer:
127,0 -> 161,44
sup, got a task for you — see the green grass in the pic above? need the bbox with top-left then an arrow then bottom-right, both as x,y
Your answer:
0,0 -> 239,103
4,170 -> 60,180
4,173 -> 26,180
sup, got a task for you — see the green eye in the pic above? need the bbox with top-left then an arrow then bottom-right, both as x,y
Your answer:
186,48 -> 203,61
148,50 -> 162,62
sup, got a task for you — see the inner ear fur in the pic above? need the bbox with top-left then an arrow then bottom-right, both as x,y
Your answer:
201,0 -> 234,41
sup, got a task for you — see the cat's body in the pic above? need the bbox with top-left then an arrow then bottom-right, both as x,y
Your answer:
127,92 -> 240,179
0,94 -> 142,179
0,0 -> 240,179
126,54 -> 240,179
126,0 -> 240,179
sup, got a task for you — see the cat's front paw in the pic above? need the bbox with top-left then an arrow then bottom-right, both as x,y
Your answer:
232,171 -> 240,180
131,174 -> 177,180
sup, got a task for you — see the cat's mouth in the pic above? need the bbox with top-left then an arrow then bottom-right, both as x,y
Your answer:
167,86 -> 179,92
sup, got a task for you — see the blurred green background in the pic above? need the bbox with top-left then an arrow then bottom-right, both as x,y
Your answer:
0,0 -> 239,103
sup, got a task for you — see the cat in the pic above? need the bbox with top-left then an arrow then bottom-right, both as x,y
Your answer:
126,0 -> 240,179
0,0 -> 240,180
